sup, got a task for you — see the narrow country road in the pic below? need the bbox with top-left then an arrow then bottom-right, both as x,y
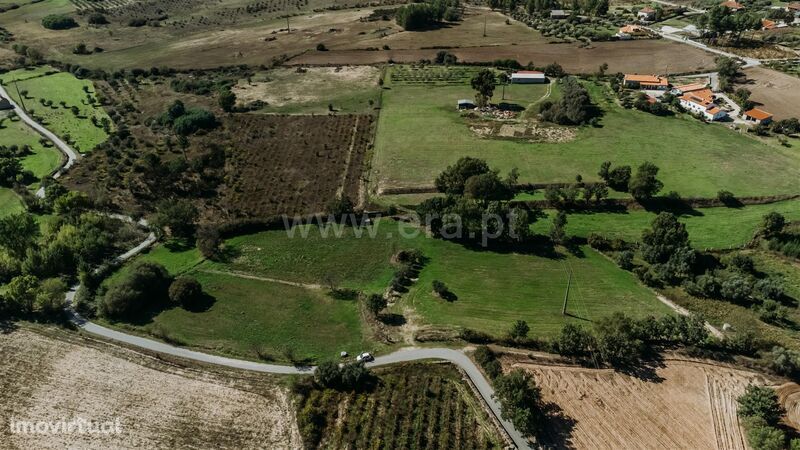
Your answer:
65,292 -> 531,448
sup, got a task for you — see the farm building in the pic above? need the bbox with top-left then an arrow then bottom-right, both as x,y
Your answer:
720,0 -> 745,11
457,99 -> 475,110
637,7 -> 656,21
679,89 -> 727,121
623,74 -> 669,90
550,9 -> 569,19
510,71 -> 546,84
0,96 -> 12,110
743,108 -> 773,125
618,25 -> 649,37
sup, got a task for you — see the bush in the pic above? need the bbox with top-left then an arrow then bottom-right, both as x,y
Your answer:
769,346 -> 800,377
556,323 -> 594,357
168,276 -> 203,309
100,261 -> 172,319
745,418 -> 785,450
87,12 -> 108,25
615,250 -> 634,271
173,109 -> 217,135
737,385 -> 784,426
717,190 -> 736,205
41,14 -> 78,30
365,293 -> 387,316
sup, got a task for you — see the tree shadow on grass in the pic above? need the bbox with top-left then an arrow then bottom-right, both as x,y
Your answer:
638,197 -> 704,217
0,320 -> 19,334
183,293 -> 216,313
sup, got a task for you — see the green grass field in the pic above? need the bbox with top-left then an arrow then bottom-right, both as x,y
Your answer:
373,76 -> 800,197
531,199 -> 800,250
128,220 -> 670,345
101,242 -> 370,363
0,69 -> 111,153
0,116 -> 62,179
0,188 -> 23,217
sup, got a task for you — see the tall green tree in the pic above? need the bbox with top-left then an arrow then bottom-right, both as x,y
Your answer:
471,69 -> 496,107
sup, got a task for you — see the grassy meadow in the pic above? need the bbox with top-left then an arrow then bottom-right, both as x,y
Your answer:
110,219 -> 671,354
373,74 -> 800,197
0,115 -> 62,179
0,188 -> 23,217
531,199 -> 800,250
0,68 -> 111,153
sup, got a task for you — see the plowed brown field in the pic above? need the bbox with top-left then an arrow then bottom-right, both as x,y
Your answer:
505,357 -> 772,449
0,327 -> 300,449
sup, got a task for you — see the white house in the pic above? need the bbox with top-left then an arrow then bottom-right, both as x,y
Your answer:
638,7 -> 656,21
510,71 -> 547,84
550,9 -> 569,19
679,89 -> 727,121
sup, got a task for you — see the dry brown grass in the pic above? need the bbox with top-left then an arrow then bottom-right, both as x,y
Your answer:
503,355 -> 772,449
289,39 -> 717,74
0,326 -> 301,449
738,66 -> 800,120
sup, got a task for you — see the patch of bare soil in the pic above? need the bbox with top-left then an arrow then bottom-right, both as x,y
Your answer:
469,119 -> 576,143
504,356 -> 772,449
738,66 -> 800,120
232,66 -> 379,107
0,327 -> 301,449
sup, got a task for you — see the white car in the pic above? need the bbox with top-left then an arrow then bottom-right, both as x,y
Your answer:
356,352 -> 373,362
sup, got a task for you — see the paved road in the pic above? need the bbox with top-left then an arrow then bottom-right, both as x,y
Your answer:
66,298 -> 530,447
650,27 -> 761,68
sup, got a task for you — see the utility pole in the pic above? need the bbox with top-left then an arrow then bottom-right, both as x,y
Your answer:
13,80 -> 26,112
561,269 -> 572,315
483,15 -> 487,37
286,16 -> 290,33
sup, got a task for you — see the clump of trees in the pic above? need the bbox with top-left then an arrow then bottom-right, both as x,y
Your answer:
539,77 -> 595,125
152,198 -> 199,240
737,386 -> 795,450
598,160 -> 662,199
697,6 -> 761,47
395,0 -> 460,30
156,100 -> 217,135
314,361 -> 373,390
419,157 -> 535,245
41,14 -> 78,30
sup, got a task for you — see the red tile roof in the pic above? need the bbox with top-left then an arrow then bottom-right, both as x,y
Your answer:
624,74 -> 669,85
744,108 -> 773,121
720,0 -> 744,9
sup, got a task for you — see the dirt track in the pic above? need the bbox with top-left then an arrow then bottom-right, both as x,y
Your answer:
0,327 -> 301,449
739,67 -> 800,120
506,357 -> 772,449
289,40 -> 717,74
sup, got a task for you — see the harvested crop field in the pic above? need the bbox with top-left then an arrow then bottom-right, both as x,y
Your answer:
504,356 -> 772,449
0,327 -> 301,448
289,40 -> 716,74
738,66 -> 800,120
212,114 -> 374,218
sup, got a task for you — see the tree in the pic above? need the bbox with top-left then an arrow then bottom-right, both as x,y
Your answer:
100,261 -> 172,319
738,385 -> 784,426
509,320 -> 530,340
152,199 -> 199,240
745,419 -> 785,450
4,274 -> 39,315
340,362 -> 371,389
759,212 -> 785,239
540,77 -> 593,125
463,171 -> 513,202
168,276 -> 203,308
628,161 -> 663,200
314,360 -> 341,387
550,211 -> 568,245
434,157 -> 490,196
87,12 -> 108,25
365,293 -> 387,316
594,312 -> 645,366
0,213 -> 39,259
556,323 -> 594,357
35,278 -> 67,316
641,212 -> 690,265
471,69 -> 496,107
196,225 -> 221,259
493,369 -> 543,436
218,89 -> 236,112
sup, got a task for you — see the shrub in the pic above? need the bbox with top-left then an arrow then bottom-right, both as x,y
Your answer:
168,276 -> 203,309
41,14 -> 78,30
494,369 -> 544,437
737,385 -> 784,426
508,320 -> 530,341
100,261 -> 172,319
173,109 -> 217,135
615,250 -> 634,271
87,12 -> 108,25
717,190 -> 736,205
365,293 -> 387,316
556,323 -> 594,357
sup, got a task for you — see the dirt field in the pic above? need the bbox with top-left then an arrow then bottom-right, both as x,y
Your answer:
738,66 -> 800,120
0,326 -> 300,449
212,114 -> 374,218
504,356 -> 773,449
289,39 -> 717,74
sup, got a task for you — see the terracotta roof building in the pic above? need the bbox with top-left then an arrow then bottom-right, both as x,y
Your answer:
743,108 -> 773,124
623,74 -> 669,90
720,1 -> 745,10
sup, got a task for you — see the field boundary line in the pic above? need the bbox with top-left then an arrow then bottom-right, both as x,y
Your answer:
197,268 -> 324,290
